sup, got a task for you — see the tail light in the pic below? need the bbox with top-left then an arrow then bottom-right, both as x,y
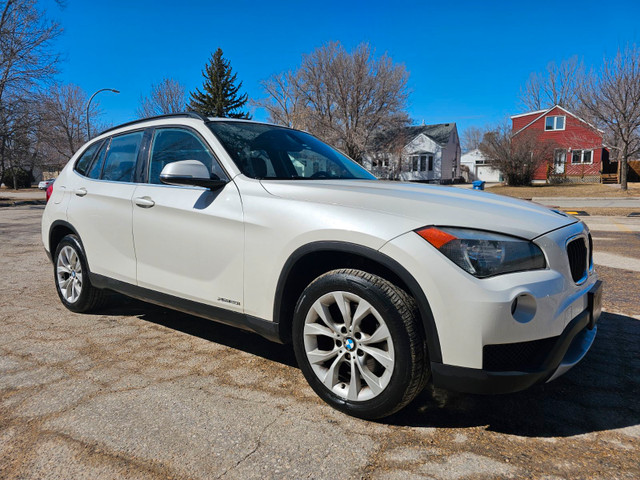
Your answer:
46,183 -> 54,202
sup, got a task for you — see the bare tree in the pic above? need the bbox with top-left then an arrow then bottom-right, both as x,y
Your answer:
461,126 -> 483,152
0,0 -> 60,102
578,45 -> 640,190
0,0 -> 61,185
520,57 -> 584,111
480,122 -> 557,186
254,70 -> 311,129
136,78 -> 187,118
256,42 -> 410,162
39,84 -> 99,162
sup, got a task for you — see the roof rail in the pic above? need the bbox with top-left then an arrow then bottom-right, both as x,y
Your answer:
98,112 -> 209,136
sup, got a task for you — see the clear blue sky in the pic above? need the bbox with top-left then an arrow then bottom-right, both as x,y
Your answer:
42,0 -> 640,137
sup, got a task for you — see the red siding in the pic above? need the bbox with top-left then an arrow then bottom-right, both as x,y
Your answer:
511,106 -> 605,180
511,112 -> 544,132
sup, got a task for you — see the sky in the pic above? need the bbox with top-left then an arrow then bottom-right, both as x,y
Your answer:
41,0 -> 640,138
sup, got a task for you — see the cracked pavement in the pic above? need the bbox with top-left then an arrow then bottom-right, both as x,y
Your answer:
1,206 -> 638,479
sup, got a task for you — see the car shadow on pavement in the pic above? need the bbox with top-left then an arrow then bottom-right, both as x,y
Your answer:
386,311 -> 640,437
98,294 -> 298,368
99,298 -> 638,438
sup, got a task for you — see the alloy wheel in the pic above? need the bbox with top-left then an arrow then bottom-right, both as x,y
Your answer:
56,245 -> 83,303
302,291 -> 395,401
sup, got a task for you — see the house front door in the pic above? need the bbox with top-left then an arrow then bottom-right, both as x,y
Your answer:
554,150 -> 566,174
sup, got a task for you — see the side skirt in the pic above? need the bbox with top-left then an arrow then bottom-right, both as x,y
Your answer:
89,273 -> 282,344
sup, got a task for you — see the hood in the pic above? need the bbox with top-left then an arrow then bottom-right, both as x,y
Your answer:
259,180 -> 576,240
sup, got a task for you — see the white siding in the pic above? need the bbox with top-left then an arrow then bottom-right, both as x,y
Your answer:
399,134 -> 441,181
460,149 -> 502,182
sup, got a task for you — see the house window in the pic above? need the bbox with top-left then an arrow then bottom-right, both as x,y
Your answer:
410,154 -> 432,172
545,116 -> 565,131
383,158 -> 389,167
571,149 -> 593,164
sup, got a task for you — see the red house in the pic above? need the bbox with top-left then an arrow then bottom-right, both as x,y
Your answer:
511,105 -> 612,183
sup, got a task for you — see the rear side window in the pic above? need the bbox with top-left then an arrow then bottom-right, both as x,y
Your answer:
148,128 -> 224,184
101,131 -> 144,182
74,141 -> 102,176
87,140 -> 109,179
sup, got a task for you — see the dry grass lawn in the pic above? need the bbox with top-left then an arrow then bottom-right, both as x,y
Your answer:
488,182 -> 640,198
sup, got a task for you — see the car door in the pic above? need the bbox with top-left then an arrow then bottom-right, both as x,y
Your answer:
131,126 -> 244,312
65,131 -> 144,284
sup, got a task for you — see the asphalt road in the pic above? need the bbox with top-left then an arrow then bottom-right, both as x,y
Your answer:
1,206 -> 638,480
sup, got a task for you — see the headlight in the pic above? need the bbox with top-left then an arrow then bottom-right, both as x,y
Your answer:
416,227 -> 546,278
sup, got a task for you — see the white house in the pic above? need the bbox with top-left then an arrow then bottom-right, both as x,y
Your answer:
460,148 -> 502,183
363,123 -> 461,182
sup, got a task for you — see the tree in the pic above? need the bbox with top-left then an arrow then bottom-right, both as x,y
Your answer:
519,57 -> 584,111
137,78 -> 186,118
461,126 -> 483,152
256,42 -> 410,162
480,122 -> 557,186
189,48 -> 250,119
0,0 -> 61,185
578,45 -> 640,190
39,84 -> 99,162
255,70 -> 311,130
0,0 -> 60,102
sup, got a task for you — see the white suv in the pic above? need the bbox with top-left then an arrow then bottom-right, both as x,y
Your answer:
42,113 -> 602,419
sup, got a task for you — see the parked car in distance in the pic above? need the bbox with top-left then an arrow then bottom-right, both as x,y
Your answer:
38,178 -> 55,190
41,113 -> 602,419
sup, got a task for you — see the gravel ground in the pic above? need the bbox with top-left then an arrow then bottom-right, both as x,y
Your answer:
1,206 -> 638,479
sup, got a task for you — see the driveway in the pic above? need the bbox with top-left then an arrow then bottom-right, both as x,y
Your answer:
1,206 -> 638,479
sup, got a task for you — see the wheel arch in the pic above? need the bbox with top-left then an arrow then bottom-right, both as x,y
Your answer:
273,241 -> 442,363
49,221 -> 81,264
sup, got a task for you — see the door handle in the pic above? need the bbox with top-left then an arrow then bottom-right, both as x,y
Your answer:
134,196 -> 155,208
74,187 -> 87,197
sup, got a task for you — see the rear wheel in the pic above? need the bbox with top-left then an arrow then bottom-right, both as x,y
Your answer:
292,269 -> 428,419
54,234 -> 106,312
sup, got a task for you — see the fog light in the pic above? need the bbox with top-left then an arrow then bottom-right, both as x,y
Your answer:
511,294 -> 536,323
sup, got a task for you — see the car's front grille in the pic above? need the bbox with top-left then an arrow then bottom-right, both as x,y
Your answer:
567,237 -> 588,283
483,336 -> 558,372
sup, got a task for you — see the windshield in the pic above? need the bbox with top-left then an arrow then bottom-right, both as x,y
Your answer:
207,121 -> 376,180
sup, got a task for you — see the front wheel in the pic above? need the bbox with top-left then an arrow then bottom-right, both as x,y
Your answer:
54,234 -> 106,313
292,269 -> 428,419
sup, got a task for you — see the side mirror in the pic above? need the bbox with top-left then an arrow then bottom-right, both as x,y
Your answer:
159,160 -> 227,190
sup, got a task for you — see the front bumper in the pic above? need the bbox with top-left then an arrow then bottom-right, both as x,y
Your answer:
431,280 -> 602,394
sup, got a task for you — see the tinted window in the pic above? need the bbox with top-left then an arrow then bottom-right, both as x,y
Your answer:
207,121 -> 376,180
149,128 -> 225,184
74,141 -> 102,176
87,140 -> 109,179
101,131 -> 143,182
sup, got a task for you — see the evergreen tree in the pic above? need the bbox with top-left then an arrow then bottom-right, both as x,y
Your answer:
189,48 -> 250,119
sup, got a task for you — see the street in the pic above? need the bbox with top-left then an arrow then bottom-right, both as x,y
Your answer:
1,206 -> 638,479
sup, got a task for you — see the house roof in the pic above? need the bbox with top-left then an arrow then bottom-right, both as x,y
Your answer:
510,108 -> 548,119
370,123 -> 456,150
512,105 -> 604,136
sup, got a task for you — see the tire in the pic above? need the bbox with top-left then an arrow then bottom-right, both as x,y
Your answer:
53,234 -> 106,313
292,268 -> 428,419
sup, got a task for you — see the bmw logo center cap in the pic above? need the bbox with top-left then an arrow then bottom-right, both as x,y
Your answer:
345,338 -> 355,351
